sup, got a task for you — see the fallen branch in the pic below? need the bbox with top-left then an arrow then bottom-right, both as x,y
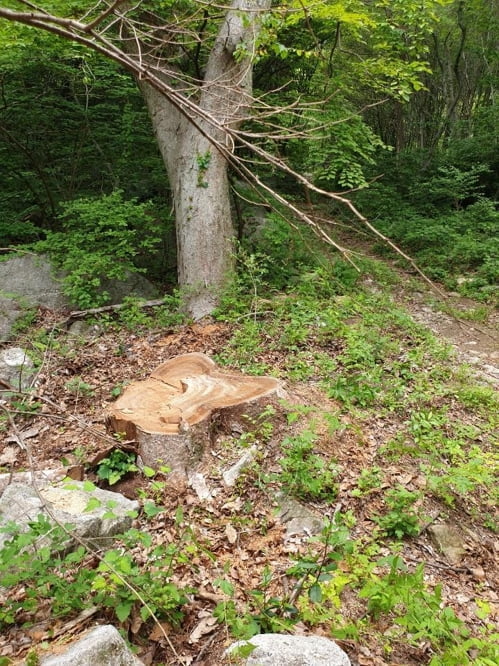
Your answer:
66,297 -> 169,323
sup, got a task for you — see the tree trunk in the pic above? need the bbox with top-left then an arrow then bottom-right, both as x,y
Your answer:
141,93 -> 235,319
139,0 -> 271,319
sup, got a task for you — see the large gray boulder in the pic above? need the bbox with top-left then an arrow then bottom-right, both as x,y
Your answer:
0,294 -> 23,342
37,625 -> 143,666
0,254 -> 69,309
0,469 -> 66,496
0,481 -> 139,549
227,634 -> 351,666
0,254 -> 158,339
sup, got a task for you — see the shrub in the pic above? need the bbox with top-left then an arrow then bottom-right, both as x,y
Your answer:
34,190 -> 162,308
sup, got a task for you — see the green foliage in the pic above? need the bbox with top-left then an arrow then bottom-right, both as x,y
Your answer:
457,385 -> 499,412
360,556 -> 470,649
374,487 -> 421,539
252,0 -> 444,190
196,150 -> 211,188
425,449 -> 499,507
96,449 -> 138,486
0,43 -> 167,246
215,518 -> 497,662
65,376 -> 96,398
355,150 -> 499,301
216,565 -> 301,637
34,191 -> 161,308
113,292 -> 186,331
215,521 -> 352,640
296,105 -> 388,190
9,307 -> 38,334
218,214 -> 323,306
408,408 -> 448,444
213,599 -> 260,640
287,518 -> 354,603
91,545 -> 191,625
351,466 -> 383,497
0,513 -> 194,631
275,428 -> 339,501
25,651 -> 39,666
0,516 -> 95,627
326,373 -> 379,408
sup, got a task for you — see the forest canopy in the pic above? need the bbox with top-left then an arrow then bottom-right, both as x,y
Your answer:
0,0 -> 497,308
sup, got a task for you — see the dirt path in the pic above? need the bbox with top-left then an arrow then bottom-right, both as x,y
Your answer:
329,222 -> 499,386
394,286 -> 499,386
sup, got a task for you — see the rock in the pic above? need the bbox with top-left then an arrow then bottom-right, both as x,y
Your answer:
0,482 -> 139,549
0,254 -> 158,309
0,469 -> 66,496
36,624 -> 143,665
242,204 -> 270,242
223,447 -> 257,487
0,254 -> 69,310
226,634 -> 351,665
101,270 -> 158,305
0,347 -> 35,391
428,522 -> 467,565
67,320 -> 103,339
0,294 -> 22,342
0,254 -> 158,340
277,495 -> 324,538
188,472 -> 214,500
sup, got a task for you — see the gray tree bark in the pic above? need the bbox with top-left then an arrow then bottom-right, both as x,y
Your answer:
139,0 -> 271,319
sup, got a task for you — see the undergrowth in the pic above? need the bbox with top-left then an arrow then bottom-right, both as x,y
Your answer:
1,216 -> 497,664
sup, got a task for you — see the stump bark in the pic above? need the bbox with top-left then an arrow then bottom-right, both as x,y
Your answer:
106,353 -> 281,475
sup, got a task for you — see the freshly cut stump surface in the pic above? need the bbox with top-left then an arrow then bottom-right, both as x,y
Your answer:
106,352 -> 281,475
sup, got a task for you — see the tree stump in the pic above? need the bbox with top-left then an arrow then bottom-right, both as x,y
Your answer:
106,353 -> 281,475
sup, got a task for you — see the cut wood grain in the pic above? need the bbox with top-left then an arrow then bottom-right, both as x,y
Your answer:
106,353 -> 281,475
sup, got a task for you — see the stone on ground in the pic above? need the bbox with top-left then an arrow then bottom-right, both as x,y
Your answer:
277,495 -> 324,538
0,253 -> 158,340
227,634 -> 351,665
0,481 -> 139,549
36,624 -> 143,665
0,295 -> 23,343
0,347 -> 34,390
428,522 -> 467,565
0,255 -> 69,310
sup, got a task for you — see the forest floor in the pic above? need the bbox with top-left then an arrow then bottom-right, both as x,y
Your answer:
322,221 -> 499,384
0,240 -> 497,666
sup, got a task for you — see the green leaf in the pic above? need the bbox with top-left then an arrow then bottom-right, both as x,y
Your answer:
143,501 -> 164,518
216,579 -> 234,596
115,601 -> 133,622
108,471 -> 122,485
91,574 -> 108,591
102,510 -> 118,520
231,642 -> 257,659
84,497 -> 102,512
308,583 -> 323,603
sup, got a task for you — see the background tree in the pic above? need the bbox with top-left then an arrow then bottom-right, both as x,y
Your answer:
351,0 -> 498,299
3,1 -> 493,309
0,0 -> 273,318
